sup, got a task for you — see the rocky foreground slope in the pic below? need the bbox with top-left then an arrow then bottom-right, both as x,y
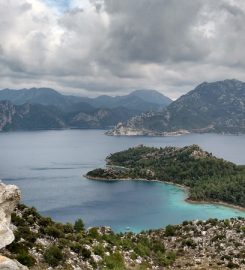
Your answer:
0,181 -> 245,269
1,205 -> 245,270
107,79 -> 245,136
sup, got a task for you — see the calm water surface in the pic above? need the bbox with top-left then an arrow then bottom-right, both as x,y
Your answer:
0,130 -> 244,232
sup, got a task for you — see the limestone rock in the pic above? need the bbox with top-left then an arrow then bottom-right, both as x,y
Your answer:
0,255 -> 28,270
0,182 -> 21,249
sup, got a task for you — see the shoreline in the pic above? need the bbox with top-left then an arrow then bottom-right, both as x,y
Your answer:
84,174 -> 245,212
106,129 -> 245,137
186,198 -> 245,212
85,174 -> 187,190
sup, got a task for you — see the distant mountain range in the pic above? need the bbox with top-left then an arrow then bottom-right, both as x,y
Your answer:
0,88 -> 171,131
0,88 -> 171,111
108,79 -> 245,136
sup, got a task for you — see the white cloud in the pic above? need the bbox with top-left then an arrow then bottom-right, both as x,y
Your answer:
1,0 -> 245,99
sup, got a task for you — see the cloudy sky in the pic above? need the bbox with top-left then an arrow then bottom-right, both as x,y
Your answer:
1,0 -> 245,99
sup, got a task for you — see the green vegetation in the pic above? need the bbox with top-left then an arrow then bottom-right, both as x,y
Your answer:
44,245 -> 64,267
104,252 -> 125,269
2,204 -> 244,269
5,204 -> 176,269
87,145 -> 245,207
74,218 -> 85,232
16,250 -> 36,267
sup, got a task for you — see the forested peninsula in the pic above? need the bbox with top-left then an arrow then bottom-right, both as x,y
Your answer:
86,145 -> 245,209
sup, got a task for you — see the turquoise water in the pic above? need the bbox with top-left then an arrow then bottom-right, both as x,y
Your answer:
0,130 -> 244,232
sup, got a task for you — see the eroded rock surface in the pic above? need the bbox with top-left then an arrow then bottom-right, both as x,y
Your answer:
0,182 -> 21,249
0,255 -> 28,270
0,182 -> 24,270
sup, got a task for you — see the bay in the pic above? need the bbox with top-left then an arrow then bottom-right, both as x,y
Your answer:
0,130 -> 244,232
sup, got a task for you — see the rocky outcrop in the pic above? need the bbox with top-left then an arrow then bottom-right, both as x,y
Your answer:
0,255 -> 28,270
0,182 -> 25,270
106,122 -> 190,136
0,182 -> 20,249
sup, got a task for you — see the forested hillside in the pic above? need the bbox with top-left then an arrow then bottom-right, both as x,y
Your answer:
87,145 -> 245,207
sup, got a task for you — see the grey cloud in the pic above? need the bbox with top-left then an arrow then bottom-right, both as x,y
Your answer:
102,0 -> 206,64
220,2 -> 245,17
1,0 -> 245,99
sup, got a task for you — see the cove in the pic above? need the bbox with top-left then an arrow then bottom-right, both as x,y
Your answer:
0,129 -> 244,233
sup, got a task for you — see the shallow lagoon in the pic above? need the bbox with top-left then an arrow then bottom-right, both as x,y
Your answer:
0,130 -> 244,232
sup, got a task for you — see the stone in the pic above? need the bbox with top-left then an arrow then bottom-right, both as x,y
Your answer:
0,182 -> 21,249
0,255 -> 28,270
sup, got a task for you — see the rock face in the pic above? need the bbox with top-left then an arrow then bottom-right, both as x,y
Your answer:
0,182 -> 21,249
0,182 -> 27,270
0,101 -> 16,131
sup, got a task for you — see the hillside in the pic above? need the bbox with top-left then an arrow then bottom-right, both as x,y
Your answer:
0,88 -> 171,131
0,101 -> 141,131
0,101 -> 66,131
108,79 -> 245,135
87,145 -> 245,208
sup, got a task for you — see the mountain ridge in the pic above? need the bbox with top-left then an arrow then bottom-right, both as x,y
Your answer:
0,88 -> 171,112
0,88 -> 171,131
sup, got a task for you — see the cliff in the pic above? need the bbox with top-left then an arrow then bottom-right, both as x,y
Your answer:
0,181 -> 27,270
0,182 -> 20,249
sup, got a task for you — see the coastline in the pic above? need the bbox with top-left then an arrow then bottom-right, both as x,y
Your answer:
84,174 -> 245,212
186,198 -> 245,212
105,128 -> 245,137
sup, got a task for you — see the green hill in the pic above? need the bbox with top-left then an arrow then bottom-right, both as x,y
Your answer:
87,145 -> 245,207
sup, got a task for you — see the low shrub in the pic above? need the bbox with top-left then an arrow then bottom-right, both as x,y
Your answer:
16,251 -> 36,267
44,245 -> 64,267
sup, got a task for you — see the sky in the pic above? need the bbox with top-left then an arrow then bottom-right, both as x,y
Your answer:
1,0 -> 245,99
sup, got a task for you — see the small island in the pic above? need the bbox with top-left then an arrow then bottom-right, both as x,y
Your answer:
86,145 -> 245,209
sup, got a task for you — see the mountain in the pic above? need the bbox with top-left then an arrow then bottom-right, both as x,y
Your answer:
67,107 -> 139,129
108,79 -> 245,135
0,88 -> 80,109
0,88 -> 172,113
0,101 -> 141,131
0,88 -> 172,131
83,89 -> 172,111
0,101 -> 66,131
129,89 -> 172,105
